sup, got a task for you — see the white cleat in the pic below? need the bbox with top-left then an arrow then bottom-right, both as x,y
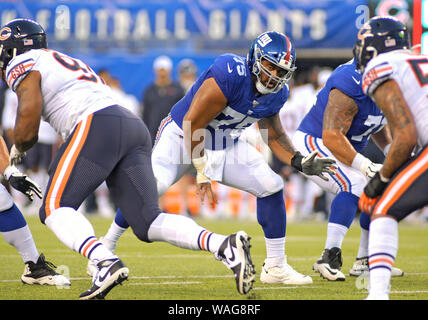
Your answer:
216,231 -> 256,295
79,257 -> 129,300
350,256 -> 404,277
260,256 -> 313,285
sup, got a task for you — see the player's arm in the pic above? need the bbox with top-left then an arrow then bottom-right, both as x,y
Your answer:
359,79 -> 416,212
259,113 -> 336,181
182,77 -> 227,206
369,124 -> 392,155
183,77 -> 227,157
372,79 -> 417,179
13,71 -> 43,153
322,88 -> 359,166
258,113 -> 296,165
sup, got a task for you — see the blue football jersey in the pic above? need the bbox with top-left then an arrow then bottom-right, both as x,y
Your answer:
170,53 -> 289,150
298,59 -> 386,152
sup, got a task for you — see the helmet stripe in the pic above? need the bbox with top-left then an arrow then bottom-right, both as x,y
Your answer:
285,36 -> 291,63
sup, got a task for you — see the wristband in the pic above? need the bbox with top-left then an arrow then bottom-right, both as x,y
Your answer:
4,165 -> 20,180
383,144 -> 391,156
291,152 -> 304,172
351,153 -> 370,174
192,154 -> 210,184
379,172 -> 390,183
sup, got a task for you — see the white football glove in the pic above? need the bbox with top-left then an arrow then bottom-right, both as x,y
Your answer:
352,153 -> 382,178
9,144 -> 26,166
4,165 -> 42,201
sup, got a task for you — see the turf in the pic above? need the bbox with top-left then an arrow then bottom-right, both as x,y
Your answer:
0,215 -> 427,301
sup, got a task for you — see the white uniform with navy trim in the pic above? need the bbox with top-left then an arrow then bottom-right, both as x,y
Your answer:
363,50 -> 428,147
5,49 -> 117,140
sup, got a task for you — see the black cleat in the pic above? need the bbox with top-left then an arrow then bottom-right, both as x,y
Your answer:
216,231 -> 256,294
79,257 -> 129,300
312,247 -> 345,281
21,253 -> 71,286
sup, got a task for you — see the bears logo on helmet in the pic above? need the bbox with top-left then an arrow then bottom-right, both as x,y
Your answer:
0,19 -> 47,70
353,16 -> 410,72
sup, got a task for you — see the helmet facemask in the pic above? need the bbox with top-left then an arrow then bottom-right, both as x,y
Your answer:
253,47 -> 295,94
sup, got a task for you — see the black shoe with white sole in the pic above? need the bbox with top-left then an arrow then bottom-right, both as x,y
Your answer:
216,231 -> 256,295
21,253 -> 71,286
79,257 -> 129,300
312,247 -> 345,281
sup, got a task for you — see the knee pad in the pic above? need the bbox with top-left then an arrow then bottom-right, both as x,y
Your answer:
252,171 -> 284,198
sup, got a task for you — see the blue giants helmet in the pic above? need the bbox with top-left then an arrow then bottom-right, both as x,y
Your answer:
353,16 -> 410,72
0,19 -> 47,71
247,31 -> 296,94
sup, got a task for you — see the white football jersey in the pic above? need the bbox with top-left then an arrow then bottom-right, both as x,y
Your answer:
362,50 -> 428,147
279,83 -> 315,137
5,49 -> 117,140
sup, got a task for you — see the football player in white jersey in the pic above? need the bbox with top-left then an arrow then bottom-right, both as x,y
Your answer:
354,16 -> 428,299
0,18 -> 257,299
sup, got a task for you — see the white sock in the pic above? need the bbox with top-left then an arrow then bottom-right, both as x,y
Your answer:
45,207 -> 115,262
368,217 -> 398,297
147,213 -> 227,253
264,237 -> 285,267
325,223 -> 348,249
357,228 -> 369,258
103,221 -> 127,252
1,225 -> 39,263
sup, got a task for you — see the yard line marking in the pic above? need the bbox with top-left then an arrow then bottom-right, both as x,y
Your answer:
129,281 -> 202,286
390,290 -> 428,294
253,286 -> 321,290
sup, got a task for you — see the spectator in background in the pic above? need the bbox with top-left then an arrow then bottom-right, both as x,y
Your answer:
2,88 -> 59,215
98,69 -> 140,116
178,59 -> 198,93
142,55 -> 185,146
169,59 -> 199,217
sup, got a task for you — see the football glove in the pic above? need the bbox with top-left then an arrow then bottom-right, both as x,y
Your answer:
4,165 -> 43,201
291,151 -> 337,181
9,144 -> 26,166
352,153 -> 382,178
358,171 -> 389,213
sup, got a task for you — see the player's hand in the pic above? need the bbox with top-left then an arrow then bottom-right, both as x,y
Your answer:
9,144 -> 26,166
292,151 -> 337,181
358,192 -> 379,213
352,153 -> 382,178
364,161 -> 383,178
196,181 -> 218,208
358,171 -> 388,213
4,165 -> 43,201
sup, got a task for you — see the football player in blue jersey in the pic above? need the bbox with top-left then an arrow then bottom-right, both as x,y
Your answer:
292,58 -> 403,281
93,31 -> 336,285
0,135 -> 69,286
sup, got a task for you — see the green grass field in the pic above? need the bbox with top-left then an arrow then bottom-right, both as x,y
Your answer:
1,215 -> 427,301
